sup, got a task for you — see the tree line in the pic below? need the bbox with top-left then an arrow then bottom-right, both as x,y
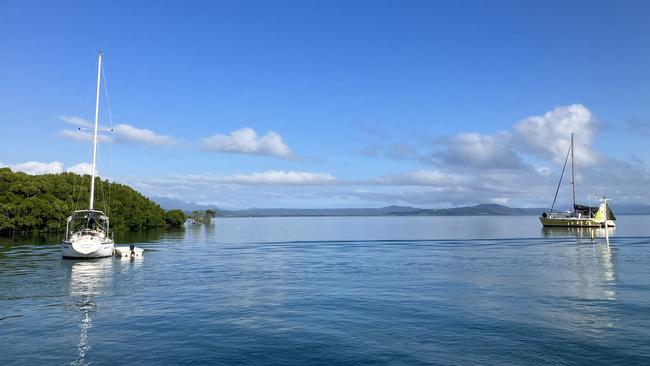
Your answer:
189,209 -> 216,225
0,168 -> 187,235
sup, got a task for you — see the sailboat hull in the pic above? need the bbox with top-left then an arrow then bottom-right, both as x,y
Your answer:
62,240 -> 114,258
539,217 -> 616,227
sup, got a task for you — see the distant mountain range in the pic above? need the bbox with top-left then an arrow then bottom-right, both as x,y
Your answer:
151,197 -> 219,212
207,204 -> 544,217
151,197 -> 650,217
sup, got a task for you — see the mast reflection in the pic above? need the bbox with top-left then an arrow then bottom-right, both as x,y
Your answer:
64,259 -> 113,366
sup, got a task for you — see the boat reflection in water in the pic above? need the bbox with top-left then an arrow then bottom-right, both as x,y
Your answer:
543,225 -> 617,301
542,226 -> 616,240
64,259 -> 113,366
535,224 -> 619,338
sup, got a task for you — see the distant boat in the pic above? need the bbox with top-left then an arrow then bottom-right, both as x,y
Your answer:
61,52 -> 115,258
539,133 -> 616,227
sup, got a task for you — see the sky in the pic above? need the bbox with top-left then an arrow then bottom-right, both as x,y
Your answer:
1,0 -> 650,209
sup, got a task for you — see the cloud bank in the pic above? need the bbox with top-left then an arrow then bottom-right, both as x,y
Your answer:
181,170 -> 336,185
2,161 -> 65,175
66,162 -> 95,175
374,170 -> 464,186
45,104 -> 650,209
361,104 -> 602,174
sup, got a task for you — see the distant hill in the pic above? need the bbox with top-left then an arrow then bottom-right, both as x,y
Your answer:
417,204 -> 543,216
213,204 -> 544,217
151,197 -> 218,212
149,198 -> 543,217
215,206 -> 418,217
150,197 -> 650,217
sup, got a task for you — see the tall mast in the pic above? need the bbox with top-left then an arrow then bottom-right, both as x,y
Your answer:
571,132 -> 576,212
89,51 -> 102,210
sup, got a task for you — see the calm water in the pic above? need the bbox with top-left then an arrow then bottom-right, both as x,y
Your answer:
2,216 -> 650,365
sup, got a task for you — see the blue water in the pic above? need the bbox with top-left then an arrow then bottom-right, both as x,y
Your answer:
2,216 -> 650,365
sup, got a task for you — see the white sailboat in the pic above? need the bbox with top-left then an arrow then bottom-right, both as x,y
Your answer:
62,52 -> 115,258
539,133 -> 616,228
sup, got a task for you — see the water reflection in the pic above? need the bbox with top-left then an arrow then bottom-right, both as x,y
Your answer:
63,259 -> 113,366
572,241 -> 617,300
112,229 -> 167,244
597,244 -> 617,299
542,226 -> 616,240
543,240 -> 618,340
183,223 -> 216,244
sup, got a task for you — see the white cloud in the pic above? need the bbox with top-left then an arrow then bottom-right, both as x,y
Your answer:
113,124 -> 178,146
221,171 -> 335,185
66,162 -> 95,176
58,129 -> 113,143
436,132 -> 523,169
513,104 -> 600,166
121,157 -> 650,209
536,167 -> 551,176
59,115 -> 92,128
3,161 -> 64,175
165,169 -> 461,188
58,116 -> 177,147
360,105 -> 600,171
489,197 -> 510,205
182,170 -> 336,185
1,161 -> 101,176
202,128 -> 292,158
375,170 -> 463,186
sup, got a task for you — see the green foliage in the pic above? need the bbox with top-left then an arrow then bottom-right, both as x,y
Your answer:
187,209 -> 215,225
190,210 -> 202,223
0,168 -> 181,234
164,209 -> 187,228
204,209 -> 216,224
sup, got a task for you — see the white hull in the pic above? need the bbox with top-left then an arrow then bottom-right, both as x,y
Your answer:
62,240 -> 114,258
540,217 -> 616,228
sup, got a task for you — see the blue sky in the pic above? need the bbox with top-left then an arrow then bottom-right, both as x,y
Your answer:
2,0 -> 650,209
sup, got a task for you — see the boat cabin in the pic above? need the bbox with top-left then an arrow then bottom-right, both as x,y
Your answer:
65,210 -> 111,241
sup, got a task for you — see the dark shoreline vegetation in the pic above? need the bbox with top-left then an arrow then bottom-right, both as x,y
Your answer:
0,168 -> 186,236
